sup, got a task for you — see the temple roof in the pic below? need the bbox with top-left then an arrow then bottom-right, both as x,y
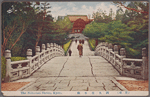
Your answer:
67,15 -> 90,23
73,18 -> 86,28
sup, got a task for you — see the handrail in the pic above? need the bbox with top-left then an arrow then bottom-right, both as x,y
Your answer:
4,43 -> 65,82
11,60 -> 30,65
123,58 -> 142,62
94,42 -> 148,80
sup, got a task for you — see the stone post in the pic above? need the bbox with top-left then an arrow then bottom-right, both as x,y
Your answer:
98,43 -> 101,55
36,46 -> 40,55
26,49 -> 32,74
47,43 -> 50,50
105,42 -> 108,47
46,43 -> 50,60
108,43 -> 113,50
105,42 -> 108,59
35,46 -> 40,69
113,45 -> 118,66
120,48 -> 126,75
53,43 -> 56,57
59,45 -> 61,56
108,43 -> 113,62
50,43 -> 54,58
120,48 -> 126,57
100,43 -> 102,46
50,43 -> 53,48
101,42 -> 104,56
26,49 -> 32,59
56,44 -> 58,56
42,44 -> 45,63
102,42 -> 105,46
114,45 -> 118,54
4,50 -> 11,82
42,44 -> 46,52
142,48 -> 148,80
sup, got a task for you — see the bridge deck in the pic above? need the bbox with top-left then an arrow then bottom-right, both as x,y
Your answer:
15,40 -> 127,91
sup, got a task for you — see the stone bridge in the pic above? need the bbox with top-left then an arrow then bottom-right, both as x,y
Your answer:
4,39 -> 148,91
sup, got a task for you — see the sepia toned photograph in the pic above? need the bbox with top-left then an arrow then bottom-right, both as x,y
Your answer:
1,1 -> 149,96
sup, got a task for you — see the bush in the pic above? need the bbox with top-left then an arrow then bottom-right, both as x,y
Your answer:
63,40 -> 72,55
88,39 -> 96,51
11,57 -> 26,61
1,56 -> 6,80
126,47 -> 141,59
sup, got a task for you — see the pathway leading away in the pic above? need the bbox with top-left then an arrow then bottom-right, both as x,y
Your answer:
15,40 -> 127,91
68,40 -> 94,56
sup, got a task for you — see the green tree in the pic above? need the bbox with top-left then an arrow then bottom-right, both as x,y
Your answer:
33,2 -> 52,48
92,8 -> 113,23
99,20 -> 134,46
83,22 -> 108,46
2,2 -> 37,56
52,16 -> 73,45
113,1 -> 148,24
115,8 -> 124,21
113,1 -> 148,58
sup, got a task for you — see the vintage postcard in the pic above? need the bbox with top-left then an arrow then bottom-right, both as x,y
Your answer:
1,1 -> 149,96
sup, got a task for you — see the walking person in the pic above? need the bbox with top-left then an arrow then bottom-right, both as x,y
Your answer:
68,49 -> 72,56
82,39 -> 84,44
77,40 -> 83,57
75,40 -> 77,43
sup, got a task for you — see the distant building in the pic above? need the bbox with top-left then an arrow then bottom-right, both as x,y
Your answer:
67,15 -> 93,33
58,16 -> 65,21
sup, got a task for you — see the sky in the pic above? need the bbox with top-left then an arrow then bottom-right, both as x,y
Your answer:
44,2 -> 125,19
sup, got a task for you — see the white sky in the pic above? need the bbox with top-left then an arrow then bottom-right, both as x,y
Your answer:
42,2 -> 126,19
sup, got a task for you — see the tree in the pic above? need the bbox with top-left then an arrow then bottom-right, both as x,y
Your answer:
115,8 -> 124,21
113,1 -> 148,58
34,2 -> 52,48
109,8 -> 115,20
99,21 -> 134,46
92,8 -> 113,23
1,2 -> 37,56
113,1 -> 149,14
83,22 -> 107,46
52,16 -> 73,45
127,15 -> 148,53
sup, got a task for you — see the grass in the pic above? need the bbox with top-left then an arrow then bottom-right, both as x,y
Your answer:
88,39 -> 96,51
63,40 -> 72,55
1,56 -> 6,80
11,57 -> 26,61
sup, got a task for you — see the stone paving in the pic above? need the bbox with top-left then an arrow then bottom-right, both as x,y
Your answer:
15,40 -> 127,91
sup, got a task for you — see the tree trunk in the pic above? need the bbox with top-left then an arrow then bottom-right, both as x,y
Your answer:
95,38 -> 98,46
1,24 -> 17,56
35,27 -> 42,48
10,23 -> 26,50
35,37 -> 40,48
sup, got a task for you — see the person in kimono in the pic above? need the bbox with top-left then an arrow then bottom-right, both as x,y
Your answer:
77,40 -> 83,57
75,40 -> 77,43
82,40 -> 84,44
68,49 -> 72,56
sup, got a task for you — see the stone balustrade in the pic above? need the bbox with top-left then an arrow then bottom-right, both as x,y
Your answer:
4,43 -> 65,82
95,42 -> 148,80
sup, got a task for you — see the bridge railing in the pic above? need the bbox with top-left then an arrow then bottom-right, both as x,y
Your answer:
4,43 -> 65,82
95,42 -> 148,80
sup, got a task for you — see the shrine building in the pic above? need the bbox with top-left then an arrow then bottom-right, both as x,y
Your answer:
67,15 -> 93,33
